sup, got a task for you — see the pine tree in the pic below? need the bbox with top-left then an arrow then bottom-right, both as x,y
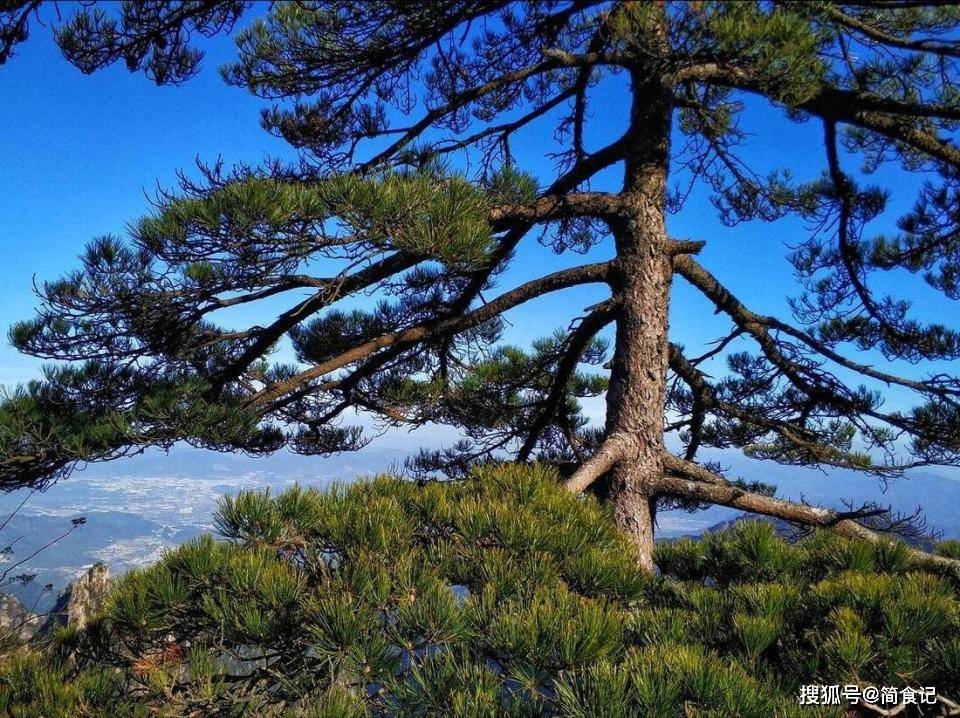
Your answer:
3,1 -> 960,572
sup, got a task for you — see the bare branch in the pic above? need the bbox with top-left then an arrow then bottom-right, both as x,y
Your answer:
672,247 -> 957,402
360,52 -> 607,172
678,64 -> 960,165
826,5 -> 960,59
658,456 -> 960,574
517,299 -> 617,461
562,432 -> 630,494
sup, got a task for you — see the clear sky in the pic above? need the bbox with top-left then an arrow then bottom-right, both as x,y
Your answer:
1,8 -> 955,447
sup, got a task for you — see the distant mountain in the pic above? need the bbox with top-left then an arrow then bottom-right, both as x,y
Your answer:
71,445 -> 414,480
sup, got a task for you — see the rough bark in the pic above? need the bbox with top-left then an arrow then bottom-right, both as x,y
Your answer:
601,29 -> 675,571
562,432 -> 628,494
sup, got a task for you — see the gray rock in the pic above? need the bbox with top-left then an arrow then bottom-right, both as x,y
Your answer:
0,592 -> 41,642
65,563 -> 110,630
41,562 -> 111,634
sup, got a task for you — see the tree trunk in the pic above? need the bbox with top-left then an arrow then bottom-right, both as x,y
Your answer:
604,54 -> 674,571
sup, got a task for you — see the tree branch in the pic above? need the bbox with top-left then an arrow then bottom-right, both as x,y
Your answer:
678,64 -> 960,165
360,52 -> 606,171
248,261 -> 613,409
657,456 -> 960,574
674,252 -> 960,403
562,431 -> 630,493
270,137 -> 630,418
488,191 -> 623,227
826,6 -> 960,59
214,252 -> 420,390
668,342 -> 867,469
673,253 -> 838,398
516,299 -> 617,461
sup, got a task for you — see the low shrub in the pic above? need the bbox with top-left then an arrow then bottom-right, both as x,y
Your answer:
1,464 -> 957,716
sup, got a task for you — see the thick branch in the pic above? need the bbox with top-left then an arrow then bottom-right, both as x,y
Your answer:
248,261 -> 613,409
431,135 -> 629,369
562,432 -> 630,493
267,138 -> 630,419
657,456 -> 960,574
488,191 -> 623,227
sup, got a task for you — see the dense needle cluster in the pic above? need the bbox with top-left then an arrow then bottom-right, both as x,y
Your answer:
0,465 -> 958,716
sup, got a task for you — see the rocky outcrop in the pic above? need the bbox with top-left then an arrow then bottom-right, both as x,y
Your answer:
42,563 -> 111,633
0,563 -> 111,650
0,592 -> 41,641
65,562 -> 109,630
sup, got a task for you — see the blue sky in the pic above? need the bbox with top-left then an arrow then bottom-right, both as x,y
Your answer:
0,9 -> 955,447
0,16 -> 294,384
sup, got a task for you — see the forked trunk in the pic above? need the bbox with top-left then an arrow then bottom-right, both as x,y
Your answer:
604,60 -> 674,571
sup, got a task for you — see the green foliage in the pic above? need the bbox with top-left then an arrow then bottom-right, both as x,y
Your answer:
935,539 -> 960,561
556,643 -> 783,718
650,521 -> 960,691
1,465 -> 957,716
684,3 -> 828,104
54,2 -> 246,85
0,363 -> 277,489
0,160 -> 561,487
136,171 -> 503,270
